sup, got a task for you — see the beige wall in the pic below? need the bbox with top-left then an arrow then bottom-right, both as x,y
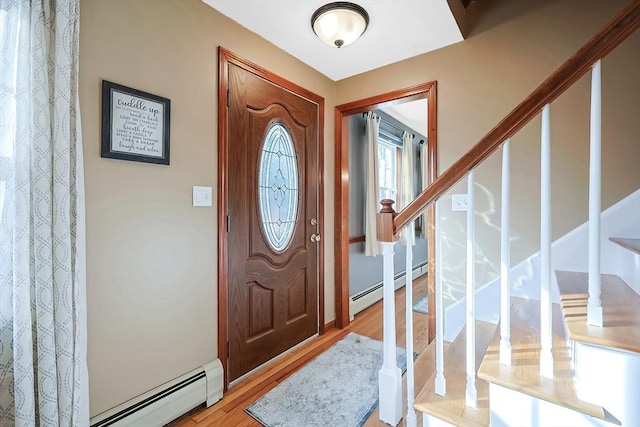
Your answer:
337,0 -> 640,304
80,0 -> 639,417
79,0 -> 335,416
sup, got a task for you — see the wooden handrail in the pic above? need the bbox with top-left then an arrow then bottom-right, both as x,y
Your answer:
392,0 -> 640,233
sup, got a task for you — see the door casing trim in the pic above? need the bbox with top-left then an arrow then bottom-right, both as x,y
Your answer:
217,47 -> 325,390
334,82 -> 438,342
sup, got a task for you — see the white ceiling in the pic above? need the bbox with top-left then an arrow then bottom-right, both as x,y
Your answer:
202,0 -> 464,81
383,99 -> 428,137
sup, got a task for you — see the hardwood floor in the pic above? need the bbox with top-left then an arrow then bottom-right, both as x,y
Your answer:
168,275 -> 430,426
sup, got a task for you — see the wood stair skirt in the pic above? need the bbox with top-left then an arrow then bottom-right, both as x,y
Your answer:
414,320 -> 497,427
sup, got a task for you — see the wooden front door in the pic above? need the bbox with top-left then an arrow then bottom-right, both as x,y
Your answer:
225,59 -> 320,383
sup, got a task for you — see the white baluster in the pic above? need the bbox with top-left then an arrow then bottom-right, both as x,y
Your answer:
405,231 -> 417,427
434,201 -> 446,396
588,60 -> 604,327
466,171 -> 478,408
540,104 -> 554,378
500,140 -> 512,366
379,240 -> 402,426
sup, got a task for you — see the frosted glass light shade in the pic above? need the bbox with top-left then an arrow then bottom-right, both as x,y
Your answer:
311,2 -> 369,48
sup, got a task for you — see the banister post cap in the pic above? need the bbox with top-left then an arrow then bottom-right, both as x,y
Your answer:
379,199 -> 396,214
377,199 -> 398,242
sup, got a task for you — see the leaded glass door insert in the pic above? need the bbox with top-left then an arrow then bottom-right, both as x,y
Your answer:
258,122 -> 298,252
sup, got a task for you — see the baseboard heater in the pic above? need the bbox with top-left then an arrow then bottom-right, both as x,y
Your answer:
349,263 -> 427,320
90,359 -> 223,427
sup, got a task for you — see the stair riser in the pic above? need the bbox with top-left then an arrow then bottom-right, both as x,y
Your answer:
611,244 -> 640,294
488,384 -> 617,427
422,415 -> 455,427
574,342 -> 640,426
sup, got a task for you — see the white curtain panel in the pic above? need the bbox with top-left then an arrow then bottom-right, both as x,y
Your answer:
364,112 -> 381,256
420,141 -> 429,238
0,0 -> 89,425
399,132 -> 415,245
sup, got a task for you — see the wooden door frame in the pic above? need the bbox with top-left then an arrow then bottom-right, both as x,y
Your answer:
217,47 -> 325,389
334,82 -> 438,342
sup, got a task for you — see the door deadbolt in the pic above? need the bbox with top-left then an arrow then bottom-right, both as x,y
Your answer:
310,218 -> 318,226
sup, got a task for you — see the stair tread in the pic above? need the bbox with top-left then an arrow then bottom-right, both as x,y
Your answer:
609,237 -> 640,255
555,271 -> 640,353
414,320 -> 497,427
477,297 -> 605,420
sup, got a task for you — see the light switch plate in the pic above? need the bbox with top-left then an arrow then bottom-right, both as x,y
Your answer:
452,194 -> 468,212
193,186 -> 212,207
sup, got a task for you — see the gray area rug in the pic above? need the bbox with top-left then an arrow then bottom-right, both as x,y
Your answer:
413,293 -> 428,314
245,332 -> 408,427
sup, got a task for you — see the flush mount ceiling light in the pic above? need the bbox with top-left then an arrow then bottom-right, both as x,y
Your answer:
311,2 -> 369,48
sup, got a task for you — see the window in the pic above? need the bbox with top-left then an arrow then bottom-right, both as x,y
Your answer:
377,137 -> 398,201
257,122 -> 298,252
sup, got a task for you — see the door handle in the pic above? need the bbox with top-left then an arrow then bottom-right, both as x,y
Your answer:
310,233 -> 321,243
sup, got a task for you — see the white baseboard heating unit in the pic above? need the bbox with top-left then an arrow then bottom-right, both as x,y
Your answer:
349,264 -> 427,320
90,359 -> 223,427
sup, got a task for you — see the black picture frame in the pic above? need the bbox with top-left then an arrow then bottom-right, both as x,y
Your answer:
101,80 -> 171,165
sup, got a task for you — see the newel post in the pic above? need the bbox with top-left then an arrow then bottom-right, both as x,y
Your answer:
377,199 -> 402,426
377,199 -> 397,244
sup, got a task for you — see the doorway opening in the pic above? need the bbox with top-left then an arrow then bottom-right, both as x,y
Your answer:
334,82 -> 437,343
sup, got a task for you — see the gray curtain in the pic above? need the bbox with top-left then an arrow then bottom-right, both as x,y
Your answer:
364,112 -> 381,256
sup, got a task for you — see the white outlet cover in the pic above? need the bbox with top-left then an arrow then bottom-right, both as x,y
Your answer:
452,194 -> 468,212
193,186 -> 212,207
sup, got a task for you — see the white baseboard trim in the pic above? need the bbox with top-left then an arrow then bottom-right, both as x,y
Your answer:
90,359 -> 223,427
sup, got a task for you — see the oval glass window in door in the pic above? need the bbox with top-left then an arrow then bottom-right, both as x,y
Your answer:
258,123 -> 299,252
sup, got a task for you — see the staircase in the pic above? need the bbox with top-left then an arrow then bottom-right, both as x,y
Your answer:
415,320 -> 495,427
373,1 -> 640,426
477,297 -> 607,426
410,268 -> 639,427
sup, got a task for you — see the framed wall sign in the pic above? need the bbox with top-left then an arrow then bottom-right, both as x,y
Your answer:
101,80 -> 171,165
